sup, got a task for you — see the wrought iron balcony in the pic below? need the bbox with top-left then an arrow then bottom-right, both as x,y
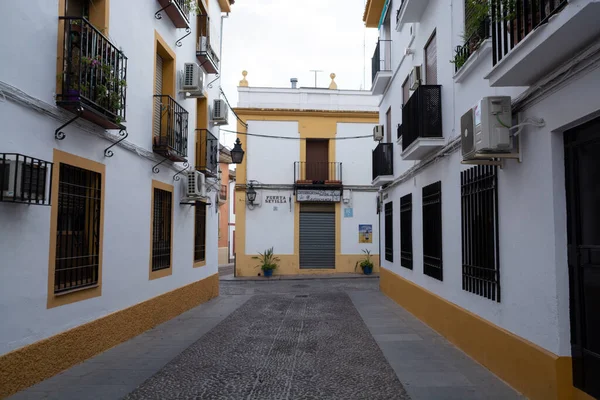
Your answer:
294,162 -> 342,186
153,95 -> 189,162
371,39 -> 392,95
156,0 -> 190,28
195,129 -> 218,176
196,15 -> 220,74
397,124 -> 403,140
0,153 -> 53,206
453,18 -> 491,73
401,85 -> 443,160
372,143 -> 394,185
56,17 -> 127,129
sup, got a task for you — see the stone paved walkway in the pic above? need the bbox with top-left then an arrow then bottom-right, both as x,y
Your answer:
9,278 -> 523,400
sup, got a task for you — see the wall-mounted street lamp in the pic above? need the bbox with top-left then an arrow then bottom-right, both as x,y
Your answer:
231,138 -> 245,164
246,181 -> 257,205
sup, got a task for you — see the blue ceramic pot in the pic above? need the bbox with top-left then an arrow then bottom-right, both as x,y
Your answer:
264,269 -> 273,277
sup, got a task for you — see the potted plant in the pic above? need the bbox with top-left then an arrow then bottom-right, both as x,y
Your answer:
252,247 -> 280,277
355,249 -> 374,275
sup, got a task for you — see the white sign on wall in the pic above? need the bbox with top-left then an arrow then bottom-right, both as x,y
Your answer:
296,190 -> 341,202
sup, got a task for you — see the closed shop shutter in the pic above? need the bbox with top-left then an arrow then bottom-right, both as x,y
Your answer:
299,205 -> 335,269
425,32 -> 437,85
154,55 -> 164,137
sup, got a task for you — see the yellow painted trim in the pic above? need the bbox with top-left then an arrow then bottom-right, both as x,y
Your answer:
154,30 -> 177,98
363,0 -> 386,27
0,274 -> 219,399
234,108 -> 378,119
47,150 -> 105,309
89,0 -> 110,35
149,180 -> 174,280
218,0 -> 232,12
379,267 -> 590,400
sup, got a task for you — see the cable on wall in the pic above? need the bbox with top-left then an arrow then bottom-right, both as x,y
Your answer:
220,128 -> 373,141
219,87 -> 248,128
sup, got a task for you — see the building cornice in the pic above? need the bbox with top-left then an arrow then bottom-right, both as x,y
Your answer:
233,108 -> 378,119
363,0 -> 386,27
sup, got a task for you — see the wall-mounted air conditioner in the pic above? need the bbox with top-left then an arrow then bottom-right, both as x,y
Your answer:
0,159 -> 48,201
211,99 -> 228,125
373,125 -> 384,141
186,170 -> 207,198
181,63 -> 204,98
461,96 -> 513,160
409,66 -> 421,90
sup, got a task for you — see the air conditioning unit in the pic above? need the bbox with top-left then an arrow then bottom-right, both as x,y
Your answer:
212,99 -> 228,125
461,96 -> 513,160
0,159 -> 48,201
409,66 -> 421,90
182,63 -> 204,98
373,125 -> 384,141
186,170 -> 207,198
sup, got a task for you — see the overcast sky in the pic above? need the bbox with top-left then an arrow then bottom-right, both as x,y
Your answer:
218,0 -> 379,148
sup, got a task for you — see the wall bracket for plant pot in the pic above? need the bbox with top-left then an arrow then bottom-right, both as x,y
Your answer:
154,3 -> 171,20
55,107 -> 83,140
176,27 -> 192,47
104,129 -> 128,157
152,157 -> 170,174
173,161 -> 190,181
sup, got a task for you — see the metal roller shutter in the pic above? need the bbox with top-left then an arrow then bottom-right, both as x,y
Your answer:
299,211 -> 335,269
154,55 -> 163,137
425,32 -> 437,85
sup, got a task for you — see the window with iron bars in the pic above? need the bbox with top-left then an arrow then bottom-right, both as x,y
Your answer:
400,193 -> 413,270
54,163 -> 102,293
461,165 -> 500,302
423,181 -> 442,280
152,188 -> 173,271
385,201 -> 394,262
195,202 -> 207,262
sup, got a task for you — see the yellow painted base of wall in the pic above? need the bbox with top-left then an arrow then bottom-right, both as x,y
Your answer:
380,268 -> 594,400
235,254 -> 380,277
0,274 -> 219,398
218,247 -> 229,265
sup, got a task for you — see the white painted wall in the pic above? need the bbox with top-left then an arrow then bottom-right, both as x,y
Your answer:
336,123 -> 378,185
341,192 -> 379,255
245,190 -> 295,255
0,0 -> 228,355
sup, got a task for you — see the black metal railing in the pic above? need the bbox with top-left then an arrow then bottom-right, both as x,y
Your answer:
57,17 -> 127,127
219,184 -> 228,201
385,201 -> 394,262
194,202 -> 207,262
372,143 -> 394,181
371,39 -> 392,83
197,14 -> 220,74
402,85 -> 442,151
172,0 -> 191,18
152,188 -> 173,271
294,162 -> 342,184
195,129 -> 218,175
400,193 -> 413,269
461,165 -> 501,302
423,181 -> 443,281
55,163 -> 102,293
454,17 -> 491,72
491,0 -> 568,66
0,153 -> 53,206
397,123 -> 403,140
153,95 -> 189,160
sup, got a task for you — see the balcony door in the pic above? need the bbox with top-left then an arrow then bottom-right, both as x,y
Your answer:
425,31 -> 437,85
306,140 -> 329,182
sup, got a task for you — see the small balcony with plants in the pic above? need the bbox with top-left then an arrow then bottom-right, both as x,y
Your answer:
452,10 -> 492,82
401,85 -> 443,161
196,14 -> 220,74
372,143 -> 394,186
486,0 -> 600,86
195,129 -> 218,177
56,17 -> 127,129
371,39 -> 392,95
294,162 -> 343,189
156,0 -> 190,28
153,95 -> 189,162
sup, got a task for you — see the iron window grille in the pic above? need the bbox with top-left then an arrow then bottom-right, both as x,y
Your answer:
423,181 -> 443,280
385,201 -> 394,262
400,193 -> 413,269
195,202 -> 207,262
461,166 -> 500,302
0,153 -> 53,206
54,163 -> 102,293
152,188 -> 173,271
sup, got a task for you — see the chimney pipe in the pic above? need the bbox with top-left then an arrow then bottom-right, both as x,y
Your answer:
290,78 -> 298,89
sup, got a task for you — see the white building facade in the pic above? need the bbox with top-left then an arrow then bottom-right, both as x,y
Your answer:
365,0 -> 600,399
233,79 -> 382,276
0,0 -> 235,396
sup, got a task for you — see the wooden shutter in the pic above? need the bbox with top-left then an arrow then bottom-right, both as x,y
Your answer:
425,32 -> 437,85
154,55 -> 164,137
386,108 -> 392,143
402,77 -> 410,106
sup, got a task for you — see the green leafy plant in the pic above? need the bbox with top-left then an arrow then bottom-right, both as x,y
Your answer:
450,51 -> 469,70
355,249 -> 374,272
252,247 -> 280,272
80,55 -> 126,121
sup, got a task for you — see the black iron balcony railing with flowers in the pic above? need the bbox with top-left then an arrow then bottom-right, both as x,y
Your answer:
156,0 -> 190,29
491,0 -> 568,66
153,95 -> 189,162
197,14 -> 220,74
57,17 -> 127,129
453,17 -> 491,72
401,85 -> 443,151
195,129 -> 218,176
372,143 -> 394,181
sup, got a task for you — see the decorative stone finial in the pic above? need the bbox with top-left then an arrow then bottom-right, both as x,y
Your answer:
239,70 -> 249,87
328,73 -> 337,90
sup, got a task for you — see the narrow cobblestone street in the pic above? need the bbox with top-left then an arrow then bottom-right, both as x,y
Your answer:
9,278 -> 523,400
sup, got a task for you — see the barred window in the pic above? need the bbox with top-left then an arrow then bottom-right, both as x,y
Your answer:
400,193 -> 413,269
55,164 -> 102,293
385,201 -> 394,262
152,188 -> 172,271
423,181 -> 442,280
195,202 -> 207,262
461,166 -> 500,301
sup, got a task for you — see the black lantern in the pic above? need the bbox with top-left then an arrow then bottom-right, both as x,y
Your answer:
231,138 -> 245,164
246,182 -> 257,204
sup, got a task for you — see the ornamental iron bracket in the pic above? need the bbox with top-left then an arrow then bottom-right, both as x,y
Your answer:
207,74 -> 220,88
104,129 -> 128,157
154,2 -> 172,20
176,27 -> 192,47
173,161 -> 190,181
152,157 -> 170,174
55,107 -> 83,140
